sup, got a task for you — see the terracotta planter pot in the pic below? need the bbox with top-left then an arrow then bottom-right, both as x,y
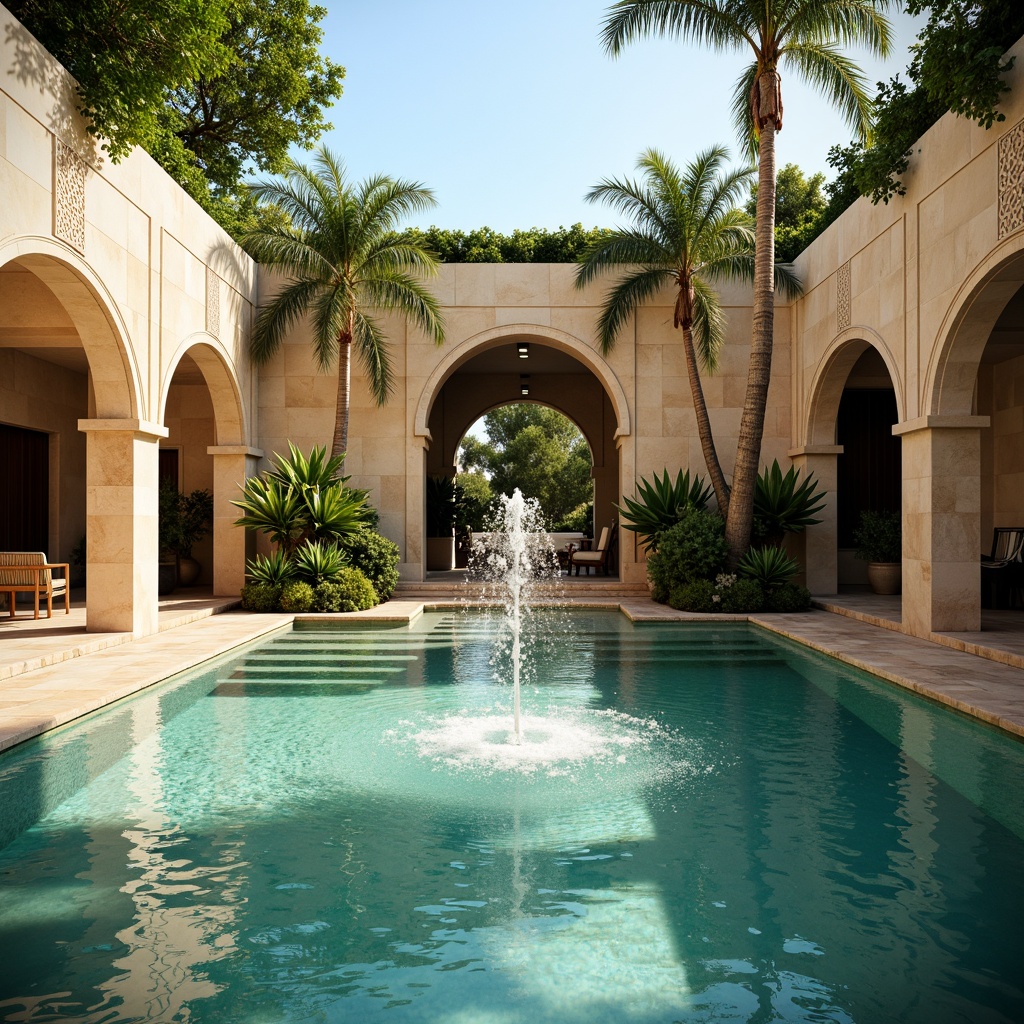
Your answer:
178,556 -> 201,587
426,534 -> 455,571
867,561 -> 901,595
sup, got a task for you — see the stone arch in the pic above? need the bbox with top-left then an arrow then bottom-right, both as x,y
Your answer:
414,324 -> 631,443
804,328 -> 905,446
926,239 -> 1024,416
159,333 -> 248,446
0,235 -> 141,419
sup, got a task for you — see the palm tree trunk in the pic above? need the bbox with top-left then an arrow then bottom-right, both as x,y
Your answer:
725,118 -> 778,565
680,325 -> 730,515
333,325 -> 352,459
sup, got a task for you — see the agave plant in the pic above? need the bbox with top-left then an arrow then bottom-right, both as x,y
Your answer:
245,549 -> 296,586
618,469 -> 712,552
293,539 -> 348,586
738,545 -> 800,590
233,442 -> 373,555
753,460 -> 826,548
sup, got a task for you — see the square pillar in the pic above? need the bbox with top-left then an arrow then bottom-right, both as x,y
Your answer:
789,445 -> 842,595
894,415 -> 989,636
79,418 -> 168,635
208,445 -> 264,596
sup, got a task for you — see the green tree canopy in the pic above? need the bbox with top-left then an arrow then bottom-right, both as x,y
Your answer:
826,0 -> 1024,209
10,0 -> 344,242
458,406 -> 593,528
746,164 -> 828,264
400,224 -> 612,263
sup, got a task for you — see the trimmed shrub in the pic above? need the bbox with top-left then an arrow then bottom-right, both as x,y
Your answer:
343,530 -> 400,600
764,582 -> 813,613
719,577 -> 764,613
279,581 -> 315,613
668,578 -> 716,612
313,568 -> 378,613
240,581 -> 282,611
646,508 -> 728,601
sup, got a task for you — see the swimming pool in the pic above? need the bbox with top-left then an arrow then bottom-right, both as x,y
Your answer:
1,610 -> 1022,1022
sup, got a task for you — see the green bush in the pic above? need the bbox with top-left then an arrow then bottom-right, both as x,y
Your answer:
719,577 -> 764,613
343,530 -> 400,600
853,509 -> 901,563
668,579 -> 716,612
646,508 -> 728,601
552,501 -> 593,534
764,582 -> 813,613
313,568 -> 378,612
240,581 -> 282,611
279,581 -> 315,613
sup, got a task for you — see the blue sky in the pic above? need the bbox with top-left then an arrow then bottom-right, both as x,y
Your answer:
314,2 -> 925,233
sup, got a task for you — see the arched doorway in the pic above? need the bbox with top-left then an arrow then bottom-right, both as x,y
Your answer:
800,333 -> 904,596
415,327 -> 631,582
160,336 -> 257,597
0,244 -> 161,634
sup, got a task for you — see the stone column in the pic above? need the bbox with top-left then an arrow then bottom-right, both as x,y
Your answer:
207,445 -> 263,597
79,418 -> 168,635
894,415 -> 989,636
788,445 -> 843,595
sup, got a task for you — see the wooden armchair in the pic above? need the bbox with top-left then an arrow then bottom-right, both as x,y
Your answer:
0,552 -> 70,619
567,523 -> 617,576
981,527 -> 1024,610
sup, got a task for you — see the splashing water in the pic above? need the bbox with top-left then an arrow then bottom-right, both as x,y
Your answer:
468,489 -> 561,744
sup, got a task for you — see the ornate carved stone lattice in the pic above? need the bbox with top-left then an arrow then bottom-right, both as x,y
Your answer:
998,119 -> 1024,239
53,140 -> 86,252
206,266 -> 221,337
836,261 -> 851,332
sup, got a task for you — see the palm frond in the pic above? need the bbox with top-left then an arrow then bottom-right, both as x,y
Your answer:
309,284 -> 351,371
353,312 -> 393,406
784,41 -> 874,140
595,267 -> 672,353
575,229 -> 674,288
360,270 -> 446,346
690,275 -> 727,373
773,259 -> 803,298
601,0 -> 748,57
251,277 -> 325,366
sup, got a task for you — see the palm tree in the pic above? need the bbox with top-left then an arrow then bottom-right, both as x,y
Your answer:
243,147 -> 446,458
577,146 -> 799,513
601,0 -> 893,562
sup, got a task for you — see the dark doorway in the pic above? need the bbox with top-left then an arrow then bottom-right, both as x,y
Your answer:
836,388 -> 901,547
0,423 -> 49,551
159,448 -> 180,492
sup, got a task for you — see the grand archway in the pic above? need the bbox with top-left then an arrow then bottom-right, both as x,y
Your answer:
414,326 -> 631,582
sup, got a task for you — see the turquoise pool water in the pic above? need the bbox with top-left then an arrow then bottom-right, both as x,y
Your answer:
1,611 -> 1023,1023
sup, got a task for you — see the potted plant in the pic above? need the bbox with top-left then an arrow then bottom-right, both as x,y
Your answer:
853,509 -> 902,595
173,489 -> 213,586
158,483 -> 183,594
426,475 -> 457,571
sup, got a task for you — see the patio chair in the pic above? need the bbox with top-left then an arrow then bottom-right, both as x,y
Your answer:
568,523 -> 617,576
981,527 -> 1024,610
0,551 -> 70,620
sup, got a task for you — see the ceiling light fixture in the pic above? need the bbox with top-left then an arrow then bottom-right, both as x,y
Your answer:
517,342 -> 529,359
520,374 -> 530,396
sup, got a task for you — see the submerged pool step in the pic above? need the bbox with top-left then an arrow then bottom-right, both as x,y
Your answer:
211,681 -> 384,696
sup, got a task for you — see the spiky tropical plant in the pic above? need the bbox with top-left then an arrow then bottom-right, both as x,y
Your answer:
578,147 -> 798,512
738,545 -> 801,590
753,459 -> 826,547
232,442 -> 372,555
601,0 -> 893,562
243,147 -> 446,457
245,548 -> 296,585
618,468 -> 713,552
293,538 -> 348,586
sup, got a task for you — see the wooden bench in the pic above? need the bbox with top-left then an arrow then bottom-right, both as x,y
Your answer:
0,552 -> 70,619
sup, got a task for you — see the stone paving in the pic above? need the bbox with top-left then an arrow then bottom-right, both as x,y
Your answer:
0,588 -> 1022,754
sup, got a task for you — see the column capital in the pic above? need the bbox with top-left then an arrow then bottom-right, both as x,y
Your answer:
892,414 -> 990,437
78,418 -> 168,440
207,445 -> 264,458
788,444 -> 843,457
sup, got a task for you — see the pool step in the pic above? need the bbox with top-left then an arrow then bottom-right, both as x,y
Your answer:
393,579 -> 651,601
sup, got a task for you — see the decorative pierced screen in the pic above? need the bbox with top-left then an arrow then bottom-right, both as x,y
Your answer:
53,140 -> 86,252
836,260 -> 851,332
998,119 -> 1024,239
206,266 -> 220,337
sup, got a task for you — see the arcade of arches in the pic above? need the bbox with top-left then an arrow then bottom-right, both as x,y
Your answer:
1,6 -> 1024,642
